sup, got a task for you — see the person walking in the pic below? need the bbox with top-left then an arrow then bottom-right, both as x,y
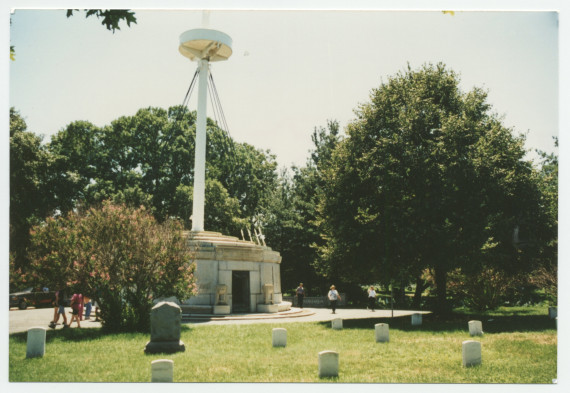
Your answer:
328,285 -> 341,314
295,283 -> 305,309
49,289 -> 68,329
367,286 -> 377,311
68,293 -> 82,328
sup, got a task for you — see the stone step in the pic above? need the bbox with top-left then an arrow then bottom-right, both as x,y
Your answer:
181,308 -> 314,322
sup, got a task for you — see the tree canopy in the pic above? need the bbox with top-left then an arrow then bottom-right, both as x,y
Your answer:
313,63 -> 548,311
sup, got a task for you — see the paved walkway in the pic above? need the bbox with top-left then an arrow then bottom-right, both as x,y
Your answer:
9,307 -> 102,334
185,307 -> 430,326
9,306 -> 430,333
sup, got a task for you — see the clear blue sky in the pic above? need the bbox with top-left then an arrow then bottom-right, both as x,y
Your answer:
7,3 -> 561,169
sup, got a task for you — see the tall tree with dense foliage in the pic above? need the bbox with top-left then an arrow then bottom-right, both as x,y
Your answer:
26,202 -> 196,332
529,139 -> 558,305
264,121 -> 340,294
47,106 -> 277,236
315,63 -> 546,312
9,108 -> 61,289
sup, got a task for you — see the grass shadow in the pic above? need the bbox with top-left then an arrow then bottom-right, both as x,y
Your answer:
316,313 -> 557,333
10,327 -> 109,344
11,322 -> 193,344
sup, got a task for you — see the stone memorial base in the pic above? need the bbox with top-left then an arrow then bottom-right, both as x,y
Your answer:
213,305 -> 231,314
145,340 -> 186,354
257,304 -> 279,313
183,231 -> 290,314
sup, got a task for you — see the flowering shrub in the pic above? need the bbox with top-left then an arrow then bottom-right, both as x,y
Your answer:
446,267 -> 528,312
27,201 -> 196,331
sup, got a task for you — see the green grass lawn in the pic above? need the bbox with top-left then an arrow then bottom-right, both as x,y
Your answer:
9,306 -> 557,383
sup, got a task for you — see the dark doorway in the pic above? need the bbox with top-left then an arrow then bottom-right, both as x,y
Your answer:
232,271 -> 250,313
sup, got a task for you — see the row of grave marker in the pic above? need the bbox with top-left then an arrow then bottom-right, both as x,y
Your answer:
21,315 -> 488,380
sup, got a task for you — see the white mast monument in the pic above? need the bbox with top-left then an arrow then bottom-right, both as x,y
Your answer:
177,24 -> 290,315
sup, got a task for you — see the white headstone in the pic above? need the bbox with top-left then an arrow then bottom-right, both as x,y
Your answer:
375,323 -> 389,343
26,327 -> 46,358
549,307 -> 557,319
462,340 -> 482,367
318,350 -> 339,378
468,320 -> 483,336
411,313 -> 422,326
331,318 -> 343,330
272,328 -> 287,347
151,359 -> 174,382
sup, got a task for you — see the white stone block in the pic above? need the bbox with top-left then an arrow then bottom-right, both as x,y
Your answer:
331,318 -> 343,330
462,340 -> 482,367
411,313 -> 422,326
151,359 -> 174,382
272,264 -> 282,292
375,323 -> 389,343
26,327 -> 46,358
260,264 -> 273,287
318,350 -> 339,378
468,320 -> 483,336
213,305 -> 231,314
272,328 -> 287,347
257,303 -> 279,313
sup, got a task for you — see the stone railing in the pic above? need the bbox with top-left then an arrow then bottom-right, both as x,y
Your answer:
283,294 -> 347,308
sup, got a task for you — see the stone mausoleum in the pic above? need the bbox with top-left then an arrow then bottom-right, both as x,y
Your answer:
180,231 -> 290,314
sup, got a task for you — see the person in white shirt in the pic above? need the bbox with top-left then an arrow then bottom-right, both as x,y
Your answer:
328,285 -> 341,314
368,286 -> 377,312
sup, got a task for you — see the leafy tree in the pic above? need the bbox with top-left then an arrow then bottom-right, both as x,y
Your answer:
66,9 -> 137,33
26,202 -> 196,332
315,63 -> 545,312
264,121 -> 340,295
529,138 -> 558,305
9,108 -> 59,287
48,120 -> 103,213
46,106 -> 277,237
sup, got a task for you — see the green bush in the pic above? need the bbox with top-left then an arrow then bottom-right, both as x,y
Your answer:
26,201 -> 196,332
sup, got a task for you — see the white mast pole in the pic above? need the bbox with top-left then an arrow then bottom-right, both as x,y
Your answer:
192,58 -> 209,232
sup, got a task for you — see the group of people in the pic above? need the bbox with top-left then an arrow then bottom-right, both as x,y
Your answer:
49,290 -> 97,329
295,283 -> 342,314
295,283 -> 379,314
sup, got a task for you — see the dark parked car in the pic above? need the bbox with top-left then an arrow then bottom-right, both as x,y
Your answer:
9,287 -> 56,310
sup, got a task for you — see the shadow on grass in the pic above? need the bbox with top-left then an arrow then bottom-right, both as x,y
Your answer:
317,313 -> 557,333
10,322 -> 194,344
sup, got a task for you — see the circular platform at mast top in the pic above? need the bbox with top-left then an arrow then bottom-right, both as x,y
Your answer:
179,28 -> 233,61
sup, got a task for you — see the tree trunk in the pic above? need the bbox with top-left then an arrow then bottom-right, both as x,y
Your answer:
434,265 -> 449,314
412,276 -> 425,309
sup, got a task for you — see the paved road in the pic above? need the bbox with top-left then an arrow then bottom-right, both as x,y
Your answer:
9,306 -> 429,334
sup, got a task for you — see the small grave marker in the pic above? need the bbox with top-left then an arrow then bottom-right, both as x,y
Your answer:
468,320 -> 483,336
272,328 -> 287,347
318,350 -> 339,378
375,323 -> 389,343
411,313 -> 422,326
331,318 -> 343,330
151,359 -> 174,382
26,327 -> 47,358
462,340 -> 482,367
